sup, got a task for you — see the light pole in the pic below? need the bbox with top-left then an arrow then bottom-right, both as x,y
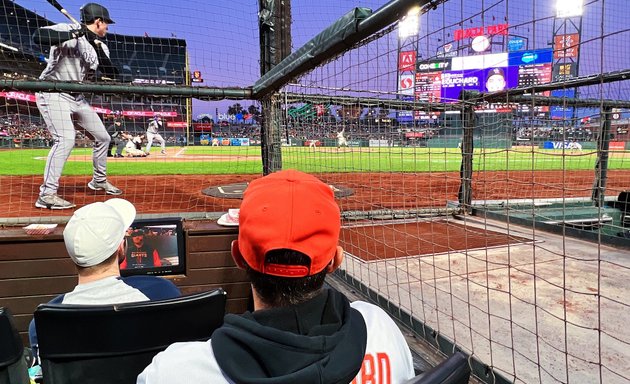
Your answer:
551,0 -> 583,125
397,6 -> 420,128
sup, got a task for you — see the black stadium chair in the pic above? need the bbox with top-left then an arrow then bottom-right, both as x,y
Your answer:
404,351 -> 471,384
34,288 -> 227,384
0,307 -> 30,384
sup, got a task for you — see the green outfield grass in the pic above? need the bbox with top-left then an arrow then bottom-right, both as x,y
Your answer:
0,146 -> 627,176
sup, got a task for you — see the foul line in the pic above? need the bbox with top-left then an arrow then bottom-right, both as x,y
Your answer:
175,147 -> 187,157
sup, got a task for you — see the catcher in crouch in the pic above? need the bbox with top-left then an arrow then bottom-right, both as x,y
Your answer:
121,132 -> 147,157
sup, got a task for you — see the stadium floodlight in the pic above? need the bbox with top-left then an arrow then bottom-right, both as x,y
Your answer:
556,0 -> 583,18
398,6 -> 421,38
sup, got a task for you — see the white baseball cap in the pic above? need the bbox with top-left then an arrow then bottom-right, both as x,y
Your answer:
63,198 -> 136,267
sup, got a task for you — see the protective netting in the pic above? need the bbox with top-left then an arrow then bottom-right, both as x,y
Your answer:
279,1 -> 630,383
1,0 -> 629,383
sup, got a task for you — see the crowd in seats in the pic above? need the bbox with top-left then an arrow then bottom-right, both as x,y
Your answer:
0,118 -> 52,143
513,125 -> 594,142
0,116 -> 92,147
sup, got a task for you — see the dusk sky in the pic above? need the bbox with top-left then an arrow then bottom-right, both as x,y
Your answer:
13,0 -> 629,117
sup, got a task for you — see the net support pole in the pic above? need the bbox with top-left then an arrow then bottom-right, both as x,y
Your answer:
458,104 -> 475,213
591,106 -> 613,207
260,95 -> 283,175
258,0 -> 290,175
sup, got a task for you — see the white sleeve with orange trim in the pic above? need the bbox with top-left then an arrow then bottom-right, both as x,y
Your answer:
350,301 -> 415,384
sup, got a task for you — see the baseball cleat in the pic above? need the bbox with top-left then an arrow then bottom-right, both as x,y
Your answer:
160,150 -> 166,154
88,180 -> 123,195
35,194 -> 76,210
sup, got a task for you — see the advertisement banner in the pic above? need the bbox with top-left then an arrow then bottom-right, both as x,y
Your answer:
123,111 -> 178,117
436,43 -> 457,58
552,62 -> 577,81
508,48 -> 553,66
609,142 -> 626,151
92,106 -> 111,114
167,121 -> 187,128
0,91 -> 36,102
399,51 -> 416,71
398,74 -> 415,97
543,141 -> 578,149
507,37 -> 526,51
193,123 -> 213,131
553,33 -> 580,59
416,60 -> 451,72
369,139 -> 390,147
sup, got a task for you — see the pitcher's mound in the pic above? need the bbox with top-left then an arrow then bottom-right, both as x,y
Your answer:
202,182 -> 354,199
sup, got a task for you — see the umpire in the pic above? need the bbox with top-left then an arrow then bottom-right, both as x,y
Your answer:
107,119 -> 125,158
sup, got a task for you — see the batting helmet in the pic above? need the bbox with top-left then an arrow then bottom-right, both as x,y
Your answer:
80,3 -> 115,24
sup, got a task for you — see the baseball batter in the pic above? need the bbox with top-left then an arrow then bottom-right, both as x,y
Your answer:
145,116 -> 166,155
33,3 -> 121,209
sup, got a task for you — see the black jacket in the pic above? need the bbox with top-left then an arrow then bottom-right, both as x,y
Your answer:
212,288 -> 367,384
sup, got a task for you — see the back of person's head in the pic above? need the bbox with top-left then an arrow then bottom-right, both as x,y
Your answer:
232,170 -> 341,307
64,199 -> 136,271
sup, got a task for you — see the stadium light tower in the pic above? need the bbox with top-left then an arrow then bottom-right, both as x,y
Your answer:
551,0 -> 583,124
556,0 -> 583,18
398,6 -> 421,39
397,6 -> 420,127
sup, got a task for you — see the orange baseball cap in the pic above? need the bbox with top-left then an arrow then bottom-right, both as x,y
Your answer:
236,170 -> 340,277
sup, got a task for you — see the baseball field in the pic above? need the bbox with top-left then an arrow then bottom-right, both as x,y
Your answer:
1,145 -> 628,220
1,145 -> 628,176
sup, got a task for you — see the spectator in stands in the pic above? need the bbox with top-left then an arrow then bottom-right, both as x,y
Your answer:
138,170 -> 414,384
29,198 -> 180,360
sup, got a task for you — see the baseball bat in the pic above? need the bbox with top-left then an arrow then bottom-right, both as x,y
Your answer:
45,0 -> 81,25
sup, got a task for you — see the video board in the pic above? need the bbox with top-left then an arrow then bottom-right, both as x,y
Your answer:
414,48 -> 553,104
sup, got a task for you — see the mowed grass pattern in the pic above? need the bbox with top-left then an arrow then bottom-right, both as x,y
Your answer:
0,146 -> 627,175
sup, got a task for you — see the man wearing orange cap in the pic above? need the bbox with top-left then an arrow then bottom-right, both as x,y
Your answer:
138,170 -> 414,384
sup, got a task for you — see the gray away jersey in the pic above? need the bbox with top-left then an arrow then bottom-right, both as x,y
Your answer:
38,23 -> 108,82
